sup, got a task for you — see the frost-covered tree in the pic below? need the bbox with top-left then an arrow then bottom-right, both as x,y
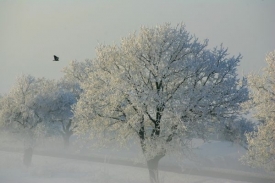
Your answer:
38,78 -> 80,148
73,23 -> 248,183
242,51 -> 275,171
0,74 -> 80,153
0,75 -> 50,134
0,74 -> 50,166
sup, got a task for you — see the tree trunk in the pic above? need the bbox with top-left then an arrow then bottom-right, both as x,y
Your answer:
23,147 -> 33,167
147,156 -> 161,183
62,133 -> 71,149
61,120 -> 73,149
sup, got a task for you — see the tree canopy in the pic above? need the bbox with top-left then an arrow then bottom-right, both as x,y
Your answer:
0,75 -> 48,131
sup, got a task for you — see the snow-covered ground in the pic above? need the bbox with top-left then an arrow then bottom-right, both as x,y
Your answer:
0,150 -> 252,183
0,133 -> 274,183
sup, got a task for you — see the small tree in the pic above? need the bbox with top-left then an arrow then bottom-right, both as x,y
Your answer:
0,74 -> 49,166
38,78 -> 80,148
73,23 -> 248,183
242,50 -> 275,171
217,117 -> 254,149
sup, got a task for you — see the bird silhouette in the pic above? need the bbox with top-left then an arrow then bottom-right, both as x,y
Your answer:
53,55 -> 59,61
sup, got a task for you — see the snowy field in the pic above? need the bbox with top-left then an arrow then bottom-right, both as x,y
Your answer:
0,150 -> 252,183
0,133 -> 274,183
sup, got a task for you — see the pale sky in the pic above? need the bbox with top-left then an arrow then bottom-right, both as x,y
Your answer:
1,0 -> 274,94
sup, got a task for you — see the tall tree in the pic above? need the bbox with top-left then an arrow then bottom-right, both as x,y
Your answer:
242,50 -> 275,171
73,23 -> 248,183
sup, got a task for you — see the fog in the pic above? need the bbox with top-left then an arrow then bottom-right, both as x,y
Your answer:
0,131 -> 274,183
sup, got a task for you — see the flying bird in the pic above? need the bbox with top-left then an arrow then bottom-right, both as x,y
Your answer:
53,55 -> 59,61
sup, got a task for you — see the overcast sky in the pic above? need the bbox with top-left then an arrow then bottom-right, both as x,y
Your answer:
1,0 -> 274,94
